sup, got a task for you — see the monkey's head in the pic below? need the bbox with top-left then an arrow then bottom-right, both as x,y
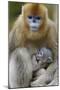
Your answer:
22,4 -> 48,40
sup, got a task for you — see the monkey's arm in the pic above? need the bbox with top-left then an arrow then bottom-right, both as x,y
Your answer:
47,21 -> 57,60
9,48 -> 33,88
44,22 -> 58,85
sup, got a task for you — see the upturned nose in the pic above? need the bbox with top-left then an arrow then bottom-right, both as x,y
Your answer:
33,19 -> 36,23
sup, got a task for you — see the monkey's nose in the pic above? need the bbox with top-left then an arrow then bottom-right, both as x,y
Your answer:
33,19 -> 36,23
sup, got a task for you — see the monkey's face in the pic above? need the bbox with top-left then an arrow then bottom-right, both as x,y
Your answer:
27,15 -> 43,32
24,4 -> 47,32
23,4 -> 48,40
36,48 -> 53,64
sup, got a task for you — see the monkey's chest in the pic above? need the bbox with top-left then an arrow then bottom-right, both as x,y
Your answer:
25,39 -> 48,57
25,38 -> 48,49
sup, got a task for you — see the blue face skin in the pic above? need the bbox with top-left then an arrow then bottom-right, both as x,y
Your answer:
27,16 -> 42,32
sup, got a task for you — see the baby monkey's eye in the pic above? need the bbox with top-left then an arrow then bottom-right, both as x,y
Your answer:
35,16 -> 42,20
28,16 -> 32,19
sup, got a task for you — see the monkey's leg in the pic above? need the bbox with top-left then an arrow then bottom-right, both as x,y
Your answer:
35,68 -> 46,77
9,48 -> 33,88
33,61 -> 57,87
48,78 -> 58,86
30,66 -> 56,87
48,68 -> 59,86
30,68 -> 48,86
31,61 -> 57,87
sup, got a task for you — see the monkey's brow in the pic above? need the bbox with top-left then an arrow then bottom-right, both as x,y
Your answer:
35,16 -> 42,20
28,16 -> 32,19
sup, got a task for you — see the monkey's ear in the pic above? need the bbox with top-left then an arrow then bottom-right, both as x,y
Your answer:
47,57 -> 53,63
44,7 -> 48,19
21,6 -> 25,15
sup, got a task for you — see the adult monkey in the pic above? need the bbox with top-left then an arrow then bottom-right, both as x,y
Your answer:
9,3 -> 58,88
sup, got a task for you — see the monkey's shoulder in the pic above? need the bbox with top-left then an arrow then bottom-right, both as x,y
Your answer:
47,19 -> 56,30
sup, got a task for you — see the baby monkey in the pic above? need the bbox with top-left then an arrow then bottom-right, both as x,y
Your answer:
31,48 -> 58,86
32,47 -> 53,72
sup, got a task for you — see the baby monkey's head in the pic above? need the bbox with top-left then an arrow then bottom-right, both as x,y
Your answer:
35,48 -> 53,64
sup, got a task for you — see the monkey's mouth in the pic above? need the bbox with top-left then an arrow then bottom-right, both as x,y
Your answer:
30,27 -> 39,32
32,26 -> 37,28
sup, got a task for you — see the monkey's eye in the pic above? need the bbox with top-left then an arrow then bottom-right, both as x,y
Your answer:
28,16 -> 32,19
35,16 -> 42,20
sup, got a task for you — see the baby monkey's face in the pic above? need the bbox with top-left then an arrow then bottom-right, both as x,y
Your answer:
35,48 -> 53,64
32,48 -> 53,72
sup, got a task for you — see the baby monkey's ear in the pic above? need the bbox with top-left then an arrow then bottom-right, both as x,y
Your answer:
47,57 -> 53,63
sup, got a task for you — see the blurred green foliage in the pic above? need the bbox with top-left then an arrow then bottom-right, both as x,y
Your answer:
8,2 -> 57,30
8,2 -> 25,30
8,2 -> 25,19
